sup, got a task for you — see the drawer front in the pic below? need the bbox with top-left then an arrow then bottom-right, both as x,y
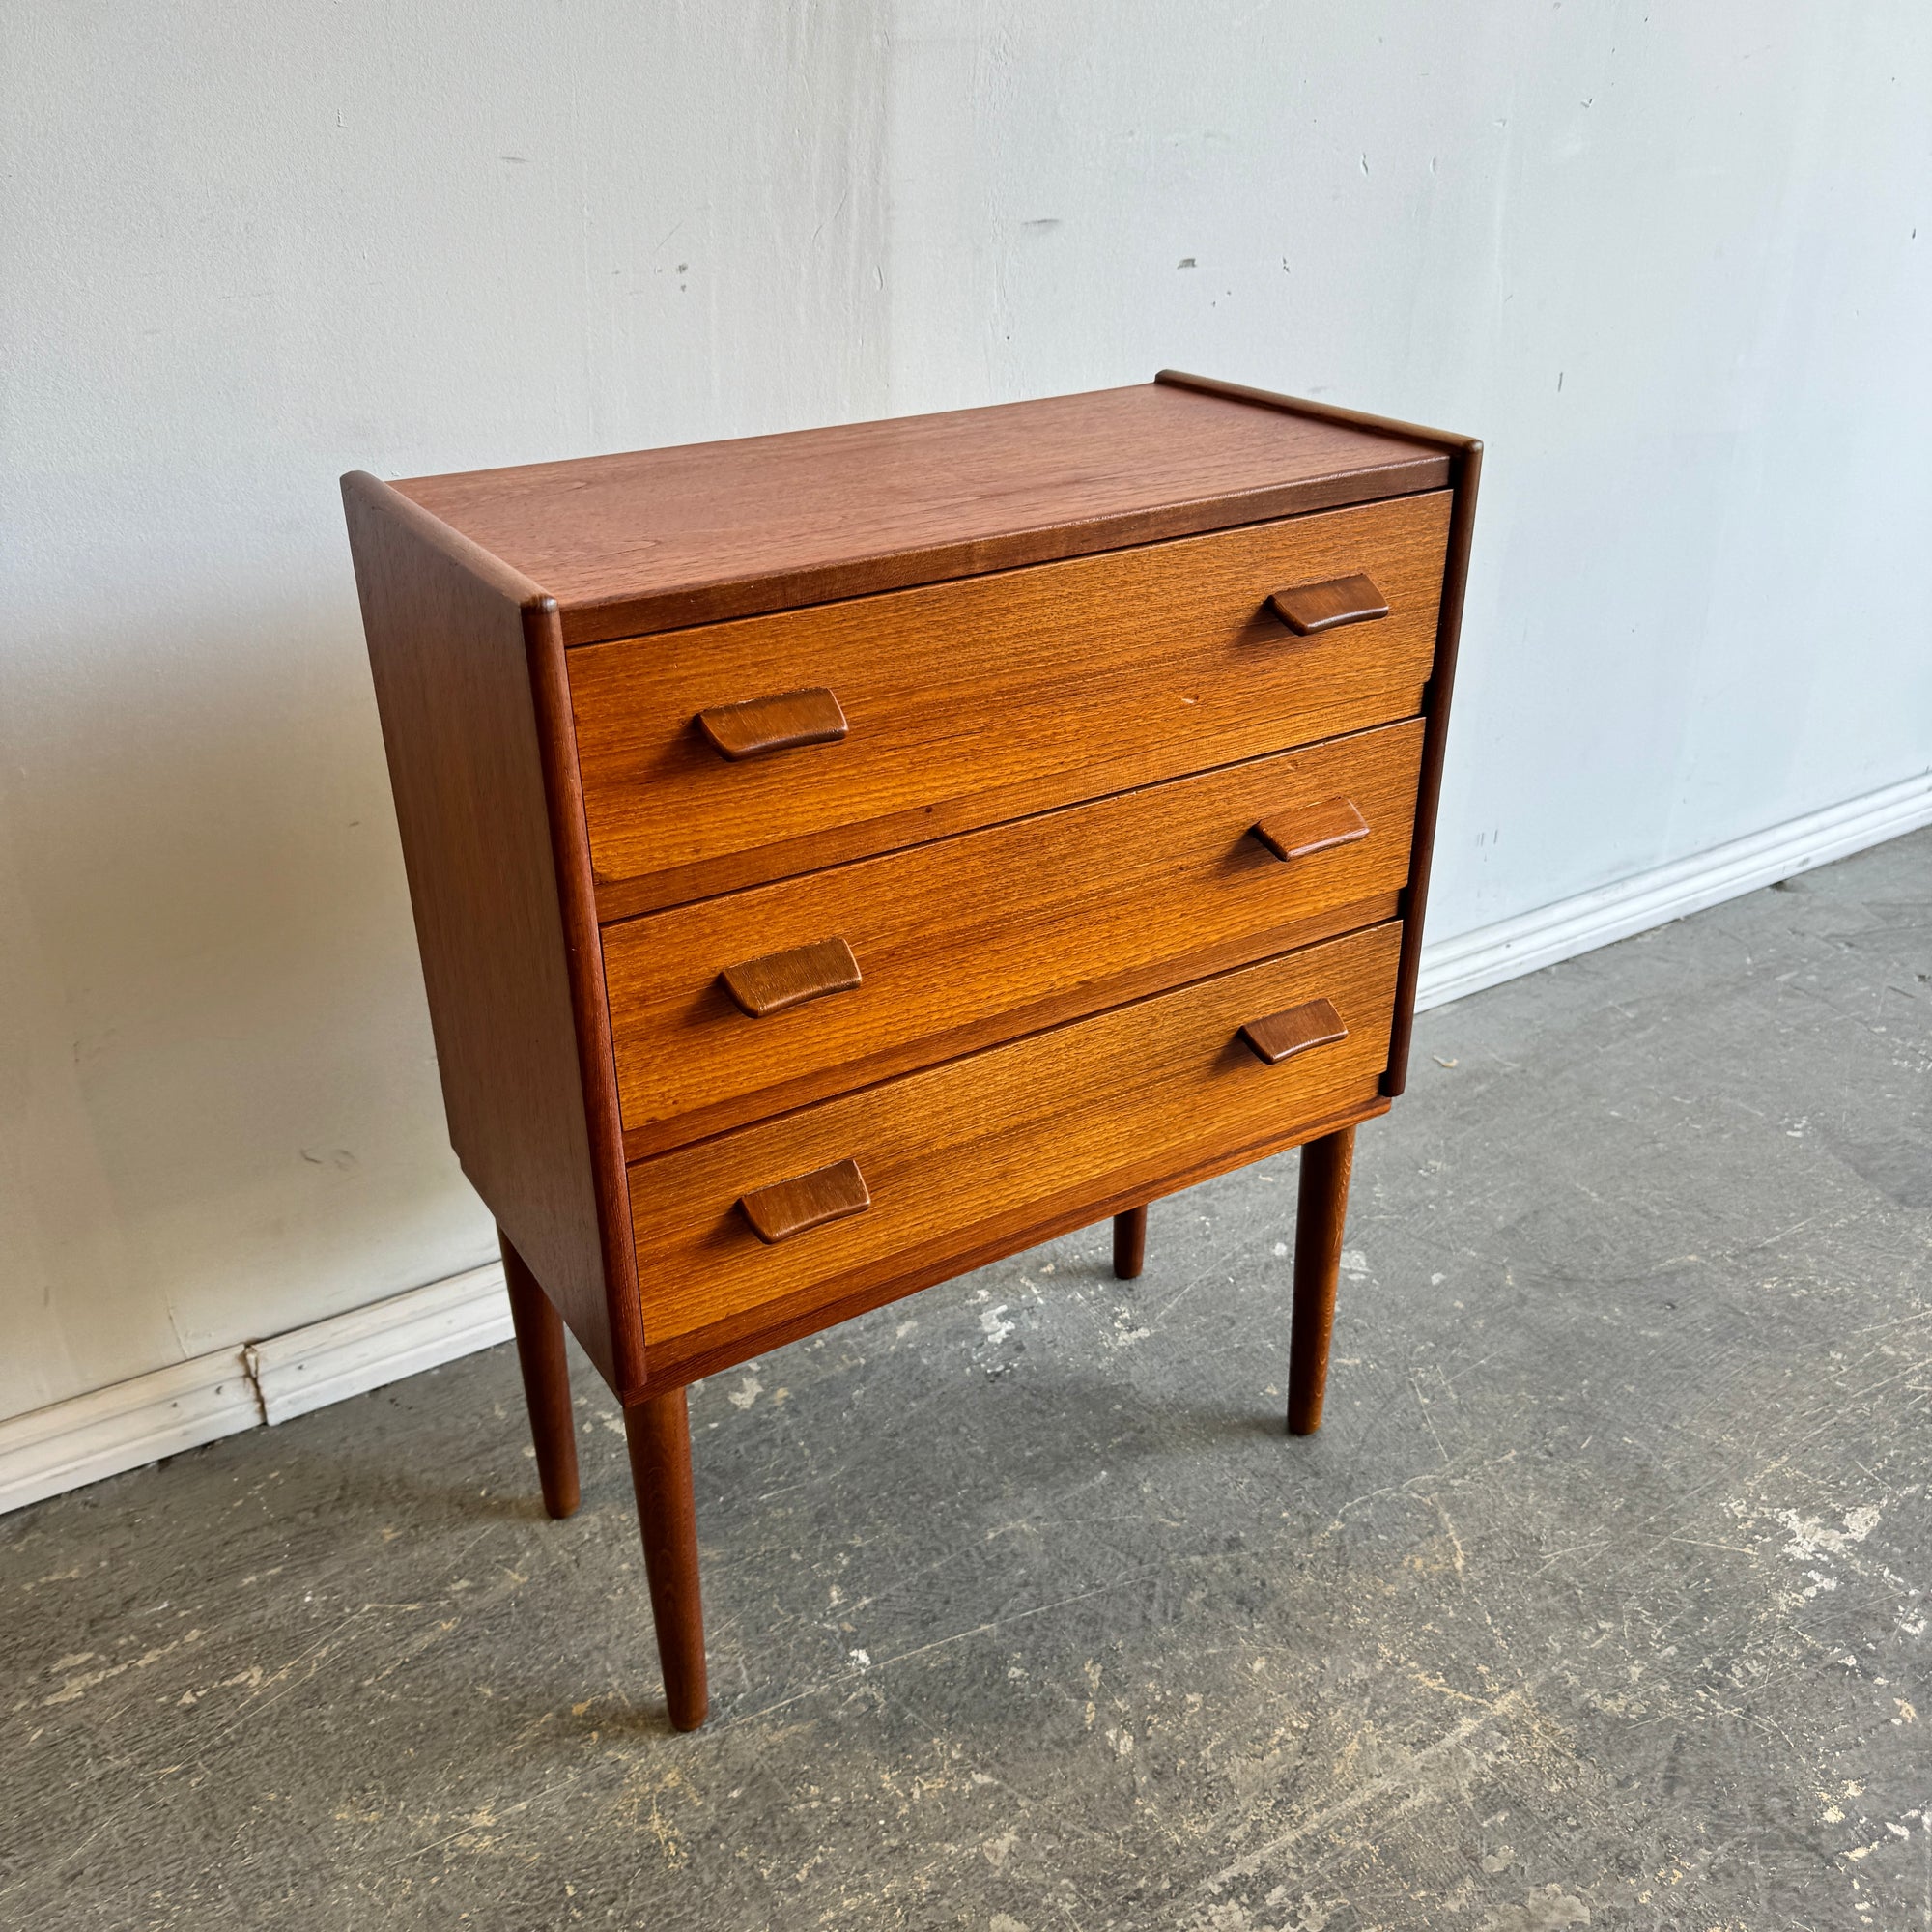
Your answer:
606,720 -> 1424,1156
572,492 -> 1450,918
628,922 -> 1401,1350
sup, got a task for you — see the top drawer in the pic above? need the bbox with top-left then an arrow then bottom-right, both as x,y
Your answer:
570,491 -> 1451,919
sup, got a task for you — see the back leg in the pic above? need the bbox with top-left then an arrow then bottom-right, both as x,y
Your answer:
499,1230 -> 581,1519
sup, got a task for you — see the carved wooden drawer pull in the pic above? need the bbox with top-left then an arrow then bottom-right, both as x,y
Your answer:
738,1157 -> 871,1244
1266,573 -> 1388,636
1249,797 -> 1369,863
696,686 -> 848,760
721,936 -> 863,1018
1238,996 -> 1348,1066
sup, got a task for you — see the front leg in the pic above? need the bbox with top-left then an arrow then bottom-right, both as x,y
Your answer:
624,1390 -> 709,1731
1287,1125 -> 1355,1435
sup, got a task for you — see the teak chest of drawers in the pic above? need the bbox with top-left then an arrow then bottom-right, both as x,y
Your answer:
343,371 -> 1480,1730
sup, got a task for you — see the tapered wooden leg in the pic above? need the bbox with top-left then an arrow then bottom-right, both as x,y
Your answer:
499,1230 -> 580,1519
1288,1125 -> 1356,1436
1113,1205 -> 1148,1280
624,1391 -> 708,1731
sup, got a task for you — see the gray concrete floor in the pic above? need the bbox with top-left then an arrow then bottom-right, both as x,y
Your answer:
5,829 -> 1930,1931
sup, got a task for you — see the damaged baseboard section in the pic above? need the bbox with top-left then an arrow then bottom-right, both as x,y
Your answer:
0,1263 -> 510,1516
242,1261 -> 511,1427
3,766 -> 1929,1519
0,1351 -> 264,1519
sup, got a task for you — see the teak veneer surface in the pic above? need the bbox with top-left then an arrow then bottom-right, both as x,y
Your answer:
637,1090 -> 1390,1394
1153,371 -> 1485,1095
572,492 -> 1451,919
341,474 -> 642,1396
627,922 -> 1401,1353
392,384 -> 1449,643
604,721 -> 1423,1155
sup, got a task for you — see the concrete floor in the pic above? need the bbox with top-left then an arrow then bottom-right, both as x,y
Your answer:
4,828 -> 1929,1931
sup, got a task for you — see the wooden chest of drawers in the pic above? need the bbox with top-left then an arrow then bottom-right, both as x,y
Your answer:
343,371 -> 1480,1729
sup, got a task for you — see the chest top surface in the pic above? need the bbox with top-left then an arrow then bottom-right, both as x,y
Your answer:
391,381 -> 1449,643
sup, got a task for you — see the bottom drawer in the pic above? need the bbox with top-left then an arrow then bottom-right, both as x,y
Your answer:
629,921 -> 1402,1352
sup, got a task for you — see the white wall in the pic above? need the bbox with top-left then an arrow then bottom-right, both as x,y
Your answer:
3,2 -> 1928,1421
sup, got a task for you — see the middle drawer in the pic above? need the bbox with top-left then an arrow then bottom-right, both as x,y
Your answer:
605,717 -> 1423,1155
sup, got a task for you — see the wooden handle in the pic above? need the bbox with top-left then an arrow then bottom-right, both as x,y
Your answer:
1238,997 -> 1348,1066
696,686 -> 848,760
720,936 -> 862,1018
1250,797 -> 1369,863
738,1157 -> 871,1244
1266,573 -> 1388,636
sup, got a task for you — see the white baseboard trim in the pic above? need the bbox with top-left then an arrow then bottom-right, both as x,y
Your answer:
0,1352 -> 262,1519
4,769 -> 1928,1519
0,1263 -> 509,1517
243,1261 -> 510,1427
1415,769 -> 1932,1013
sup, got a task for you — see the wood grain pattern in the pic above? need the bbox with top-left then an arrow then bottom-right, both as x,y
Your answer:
640,1092 -> 1389,1393
1288,1125 -> 1355,1435
1153,370 -> 1482,1097
393,383 -> 1450,644
627,923 -> 1401,1352
341,472 -> 644,1398
696,686 -> 847,761
1268,572 -> 1389,635
1240,997 -> 1348,1065
719,935 -> 863,1020
572,494 -> 1451,920
738,1157 -> 871,1244
1250,795 -> 1370,863
623,1391 -> 707,1730
604,721 -> 1424,1155
522,557 -> 652,1399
